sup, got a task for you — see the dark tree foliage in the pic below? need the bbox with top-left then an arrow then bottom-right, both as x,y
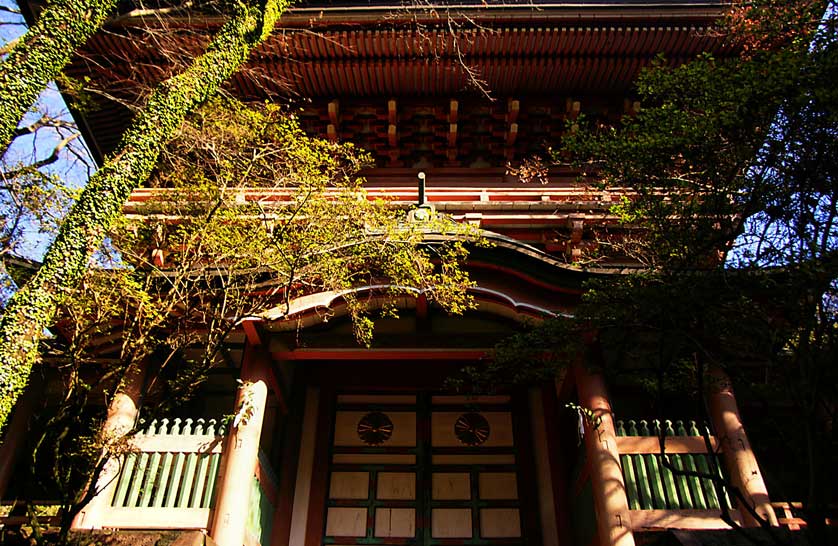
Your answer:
471,0 -> 838,540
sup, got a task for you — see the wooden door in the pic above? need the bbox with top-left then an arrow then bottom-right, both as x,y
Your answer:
323,394 -> 527,546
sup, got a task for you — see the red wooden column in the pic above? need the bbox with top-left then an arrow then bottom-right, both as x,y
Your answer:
574,363 -> 635,546
210,327 -> 270,546
0,374 -> 44,499
546,377 -> 574,546
72,360 -> 149,529
706,367 -> 778,527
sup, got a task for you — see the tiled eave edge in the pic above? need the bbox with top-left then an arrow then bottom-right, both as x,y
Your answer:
106,3 -> 729,29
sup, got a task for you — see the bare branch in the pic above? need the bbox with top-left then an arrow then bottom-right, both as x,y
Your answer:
2,133 -> 80,178
11,114 -> 77,139
109,2 -> 195,24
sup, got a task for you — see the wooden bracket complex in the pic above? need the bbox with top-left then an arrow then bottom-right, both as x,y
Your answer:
447,99 -> 459,164
505,98 -> 520,161
327,99 -> 339,141
387,99 -> 399,165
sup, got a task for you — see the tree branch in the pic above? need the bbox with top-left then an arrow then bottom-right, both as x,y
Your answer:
2,133 -> 79,178
11,115 -> 76,140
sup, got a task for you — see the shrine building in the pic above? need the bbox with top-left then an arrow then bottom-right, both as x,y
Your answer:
0,1 -> 799,546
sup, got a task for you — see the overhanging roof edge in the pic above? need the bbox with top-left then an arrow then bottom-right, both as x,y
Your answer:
105,3 -> 728,28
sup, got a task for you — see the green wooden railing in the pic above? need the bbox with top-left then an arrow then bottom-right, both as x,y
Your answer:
110,418 -> 226,511
615,419 -> 731,511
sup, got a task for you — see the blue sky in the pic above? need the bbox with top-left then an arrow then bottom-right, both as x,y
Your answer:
0,0 -> 95,261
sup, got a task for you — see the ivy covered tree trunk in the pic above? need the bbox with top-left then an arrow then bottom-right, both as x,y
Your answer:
0,0 -> 118,157
0,0 -> 288,431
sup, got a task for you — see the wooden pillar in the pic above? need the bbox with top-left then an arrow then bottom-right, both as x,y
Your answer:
528,387 -> 560,546
72,361 -> 149,529
706,368 -> 778,527
271,376 -> 314,546
547,377 -> 575,546
304,387 -> 334,546
574,363 -> 635,546
210,363 -> 269,546
288,387 -> 320,546
0,374 -> 44,500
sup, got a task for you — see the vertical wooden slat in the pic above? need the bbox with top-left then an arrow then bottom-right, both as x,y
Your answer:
152,452 -> 175,507
672,421 -> 705,509
664,421 -> 691,509
670,455 -> 692,509
174,419 -> 197,507
189,419 -> 210,508
631,421 -> 653,509
683,453 -> 707,509
157,418 -> 170,435
689,421 -> 721,509
615,420 -> 626,437
649,420 -> 676,509
139,452 -> 162,507
112,453 -> 138,507
632,454 -> 653,510
620,455 -> 640,510
636,420 -> 665,509
621,421 -> 649,509
191,454 -> 211,508
160,416 -> 186,507
177,453 -> 199,507
139,420 -> 163,507
658,455 -> 679,508
165,453 -> 186,508
203,453 -> 222,508
694,454 -> 719,509
126,452 -> 150,507
643,453 -> 667,509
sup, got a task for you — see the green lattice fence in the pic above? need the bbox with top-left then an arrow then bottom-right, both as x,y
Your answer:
615,419 -> 732,511
100,418 -> 225,529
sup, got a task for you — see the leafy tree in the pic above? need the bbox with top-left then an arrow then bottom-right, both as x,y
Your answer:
463,0 -> 838,540
0,0 -> 290,433
11,97 -> 474,543
564,10 -> 838,537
